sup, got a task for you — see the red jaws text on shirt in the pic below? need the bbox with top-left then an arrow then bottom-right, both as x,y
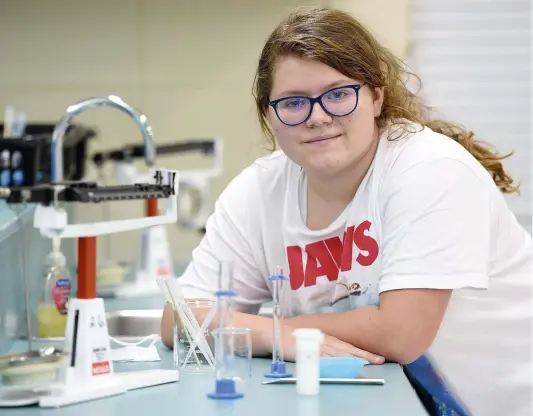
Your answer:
286,221 -> 379,290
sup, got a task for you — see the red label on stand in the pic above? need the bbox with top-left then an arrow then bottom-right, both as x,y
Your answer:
92,361 -> 111,376
52,279 -> 71,315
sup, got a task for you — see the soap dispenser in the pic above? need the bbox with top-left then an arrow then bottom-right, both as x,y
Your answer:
37,238 -> 72,338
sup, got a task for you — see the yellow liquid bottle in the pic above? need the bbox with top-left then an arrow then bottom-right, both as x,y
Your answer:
37,244 -> 71,338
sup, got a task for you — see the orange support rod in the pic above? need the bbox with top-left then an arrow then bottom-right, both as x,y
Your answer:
146,199 -> 158,217
78,236 -> 97,299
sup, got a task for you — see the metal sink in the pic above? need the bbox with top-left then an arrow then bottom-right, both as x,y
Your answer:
105,306 -> 273,338
27,305 -> 274,341
106,309 -> 163,338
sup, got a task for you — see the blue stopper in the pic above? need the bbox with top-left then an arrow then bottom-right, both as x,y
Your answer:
264,361 -> 292,378
268,274 -> 288,281
207,378 -> 243,400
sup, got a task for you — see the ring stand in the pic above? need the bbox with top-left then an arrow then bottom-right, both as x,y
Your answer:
35,168 -> 180,408
1,95 -> 182,408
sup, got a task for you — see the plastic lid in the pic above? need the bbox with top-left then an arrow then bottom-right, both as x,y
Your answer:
292,328 -> 325,343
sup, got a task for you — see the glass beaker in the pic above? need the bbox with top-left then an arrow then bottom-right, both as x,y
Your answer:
212,327 -> 252,385
173,299 -> 216,373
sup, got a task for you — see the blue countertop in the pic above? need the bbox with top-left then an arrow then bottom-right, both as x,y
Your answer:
2,341 -> 427,416
0,243 -> 426,415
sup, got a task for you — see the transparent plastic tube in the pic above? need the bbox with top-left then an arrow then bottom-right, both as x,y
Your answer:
265,265 -> 292,378
272,268 -> 283,363
214,297 -> 226,381
214,261 -> 234,380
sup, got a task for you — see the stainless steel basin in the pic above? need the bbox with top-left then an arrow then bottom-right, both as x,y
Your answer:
105,305 -> 274,338
106,309 -> 163,337
27,305 -> 274,342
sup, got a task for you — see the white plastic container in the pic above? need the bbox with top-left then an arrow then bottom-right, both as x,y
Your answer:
292,328 -> 324,396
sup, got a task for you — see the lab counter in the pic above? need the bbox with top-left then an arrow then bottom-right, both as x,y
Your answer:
3,341 -> 427,416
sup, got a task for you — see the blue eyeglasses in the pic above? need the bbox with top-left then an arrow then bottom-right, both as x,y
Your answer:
269,84 -> 365,126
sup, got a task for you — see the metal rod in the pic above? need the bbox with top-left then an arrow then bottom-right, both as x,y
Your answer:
146,199 -> 158,217
77,237 -> 97,299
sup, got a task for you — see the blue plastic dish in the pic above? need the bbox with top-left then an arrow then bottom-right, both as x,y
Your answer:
319,357 -> 369,379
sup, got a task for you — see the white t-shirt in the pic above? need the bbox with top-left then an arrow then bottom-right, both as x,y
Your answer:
178,125 -> 533,416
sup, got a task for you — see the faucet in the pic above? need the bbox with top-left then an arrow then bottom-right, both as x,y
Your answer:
50,95 -> 156,184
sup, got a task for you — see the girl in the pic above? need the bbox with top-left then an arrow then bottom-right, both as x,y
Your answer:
162,6 -> 532,415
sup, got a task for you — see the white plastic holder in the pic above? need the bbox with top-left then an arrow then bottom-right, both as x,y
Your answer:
30,168 -> 180,408
38,298 -> 180,408
39,298 -> 126,408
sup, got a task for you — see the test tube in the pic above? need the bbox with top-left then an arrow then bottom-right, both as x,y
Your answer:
217,261 -> 234,331
207,261 -> 244,400
215,261 -> 233,381
264,266 -> 292,378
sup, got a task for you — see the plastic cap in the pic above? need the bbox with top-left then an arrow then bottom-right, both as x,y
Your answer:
292,328 -> 325,343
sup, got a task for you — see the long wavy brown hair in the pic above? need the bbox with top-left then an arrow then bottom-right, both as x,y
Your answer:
253,6 -> 519,194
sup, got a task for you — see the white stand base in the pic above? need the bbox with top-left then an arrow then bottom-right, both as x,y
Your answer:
38,297 -> 179,408
38,369 -> 179,407
39,369 -> 126,408
37,298 -> 124,407
116,369 -> 179,390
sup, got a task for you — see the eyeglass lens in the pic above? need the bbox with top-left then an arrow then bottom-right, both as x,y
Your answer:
275,86 -> 359,126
